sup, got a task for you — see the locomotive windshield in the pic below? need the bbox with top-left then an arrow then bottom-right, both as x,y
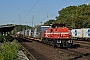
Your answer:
51,23 -> 65,28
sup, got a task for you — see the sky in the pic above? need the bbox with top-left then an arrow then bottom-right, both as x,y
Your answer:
0,0 -> 90,26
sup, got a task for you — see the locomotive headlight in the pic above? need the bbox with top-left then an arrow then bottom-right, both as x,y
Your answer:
57,40 -> 61,43
67,37 -> 69,38
68,40 -> 72,43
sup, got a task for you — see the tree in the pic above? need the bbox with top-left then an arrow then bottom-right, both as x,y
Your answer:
43,4 -> 90,29
55,4 -> 90,29
44,20 -> 55,25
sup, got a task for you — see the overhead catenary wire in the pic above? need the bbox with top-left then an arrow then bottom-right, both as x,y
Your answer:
37,0 -> 69,24
22,0 -> 90,26
42,0 -> 90,25
22,0 -> 39,21
24,0 -> 33,13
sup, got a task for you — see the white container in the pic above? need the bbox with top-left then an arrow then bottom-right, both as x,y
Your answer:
33,28 -> 37,38
22,30 -> 26,36
28,29 -> 31,37
71,29 -> 83,38
33,26 -> 49,38
82,28 -> 90,38
20,31 -> 23,35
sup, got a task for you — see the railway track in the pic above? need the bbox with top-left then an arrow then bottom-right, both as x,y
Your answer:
33,40 -> 90,60
13,36 -> 90,60
67,48 -> 90,60
17,38 -> 51,60
73,40 -> 90,45
20,43 -> 36,60
56,47 -> 90,60
73,40 -> 90,50
66,40 -> 90,60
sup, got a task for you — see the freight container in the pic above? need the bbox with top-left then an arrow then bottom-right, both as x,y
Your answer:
33,26 -> 49,39
28,29 -> 31,37
82,28 -> 90,38
30,28 -> 34,38
25,30 -> 27,36
41,26 -> 50,32
71,29 -> 83,38
22,30 -> 25,36
15,31 -> 23,37
33,28 -> 37,38
71,28 -> 90,40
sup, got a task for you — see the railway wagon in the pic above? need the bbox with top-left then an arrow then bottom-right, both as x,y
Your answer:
20,29 -> 33,39
15,31 -> 21,37
71,28 -> 90,40
41,23 -> 73,48
33,26 -> 50,41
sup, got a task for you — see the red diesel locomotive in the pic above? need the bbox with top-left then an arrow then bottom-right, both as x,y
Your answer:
42,23 -> 73,48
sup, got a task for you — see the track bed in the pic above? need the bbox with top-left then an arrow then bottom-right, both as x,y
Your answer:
17,38 -> 90,60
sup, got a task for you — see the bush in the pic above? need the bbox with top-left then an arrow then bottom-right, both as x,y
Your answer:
0,34 -> 4,42
0,40 -> 20,60
0,34 -> 14,42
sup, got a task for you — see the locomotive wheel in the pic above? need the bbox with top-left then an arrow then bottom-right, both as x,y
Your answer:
42,38 -> 44,43
45,38 -> 49,45
52,41 -> 57,48
69,43 -> 73,47
49,41 -> 53,46
42,38 -> 46,44
43,40 -> 46,44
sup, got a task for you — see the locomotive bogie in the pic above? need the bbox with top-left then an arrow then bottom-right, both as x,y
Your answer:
42,38 -> 73,48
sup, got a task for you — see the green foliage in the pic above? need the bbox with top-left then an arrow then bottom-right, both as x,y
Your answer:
43,20 -> 55,26
0,34 -> 4,42
0,40 -> 20,60
12,25 -> 32,34
0,34 -> 13,42
43,4 -> 90,29
56,4 -> 90,29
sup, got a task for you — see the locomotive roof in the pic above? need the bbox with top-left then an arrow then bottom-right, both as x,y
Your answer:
50,23 -> 65,26
41,26 -> 50,27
